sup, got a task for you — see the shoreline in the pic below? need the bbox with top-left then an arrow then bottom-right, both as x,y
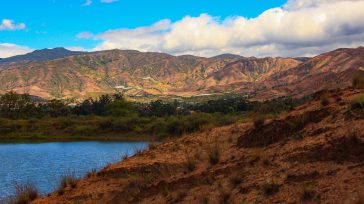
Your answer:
0,135 -> 156,143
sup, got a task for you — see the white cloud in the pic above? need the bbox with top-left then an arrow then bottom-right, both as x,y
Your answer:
80,0 -> 364,57
92,19 -> 171,52
82,0 -> 92,6
77,31 -> 94,39
83,0 -> 118,6
0,43 -> 33,58
284,0 -> 363,10
66,46 -> 87,52
101,0 -> 118,3
0,19 -> 26,31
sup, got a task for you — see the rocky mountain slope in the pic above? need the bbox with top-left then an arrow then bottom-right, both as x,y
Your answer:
0,48 -> 85,65
0,47 -> 363,100
254,47 -> 364,100
33,87 -> 364,203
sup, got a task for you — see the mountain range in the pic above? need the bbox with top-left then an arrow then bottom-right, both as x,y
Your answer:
0,47 -> 363,100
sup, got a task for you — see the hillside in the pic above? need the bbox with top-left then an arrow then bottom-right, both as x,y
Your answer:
0,48 -> 86,65
254,47 -> 364,100
33,87 -> 364,203
0,47 -> 363,100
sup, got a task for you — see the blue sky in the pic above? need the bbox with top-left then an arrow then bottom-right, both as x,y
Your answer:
1,0 -> 364,58
0,0 -> 285,50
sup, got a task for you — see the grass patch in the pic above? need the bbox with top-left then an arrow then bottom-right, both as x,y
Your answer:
8,183 -> 38,204
57,172 -> 78,195
262,180 -> 280,196
207,142 -> 220,166
350,93 -> 364,111
253,115 -> 265,129
184,151 -> 198,172
353,74 -> 364,89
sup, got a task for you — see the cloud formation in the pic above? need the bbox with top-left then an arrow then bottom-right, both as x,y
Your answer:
82,0 -> 118,6
80,0 -> 364,57
100,0 -> 118,3
0,19 -> 26,31
0,43 -> 33,58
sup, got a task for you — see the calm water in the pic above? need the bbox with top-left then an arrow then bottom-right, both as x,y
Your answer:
0,141 -> 148,199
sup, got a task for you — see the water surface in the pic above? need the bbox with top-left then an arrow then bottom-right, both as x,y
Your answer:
0,141 -> 148,199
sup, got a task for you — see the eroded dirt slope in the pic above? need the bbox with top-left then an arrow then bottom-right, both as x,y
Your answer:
34,88 -> 364,204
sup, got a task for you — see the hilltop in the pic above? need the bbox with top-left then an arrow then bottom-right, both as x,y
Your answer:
0,47 -> 362,100
0,48 -> 86,65
33,87 -> 364,203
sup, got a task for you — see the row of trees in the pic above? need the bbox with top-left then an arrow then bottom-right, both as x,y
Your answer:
0,91 -> 311,119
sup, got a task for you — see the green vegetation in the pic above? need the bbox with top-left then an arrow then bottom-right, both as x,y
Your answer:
0,91 -> 312,142
351,93 -> 364,111
320,93 -> 330,106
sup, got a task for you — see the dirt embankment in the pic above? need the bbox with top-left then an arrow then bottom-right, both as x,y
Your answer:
34,88 -> 364,204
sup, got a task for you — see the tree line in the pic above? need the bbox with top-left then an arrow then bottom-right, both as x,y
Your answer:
0,91 -> 310,119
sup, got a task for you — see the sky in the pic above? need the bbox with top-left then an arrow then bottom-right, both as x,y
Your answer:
1,0 -> 364,58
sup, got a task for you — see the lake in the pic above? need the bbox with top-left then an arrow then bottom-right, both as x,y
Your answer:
0,141 -> 149,200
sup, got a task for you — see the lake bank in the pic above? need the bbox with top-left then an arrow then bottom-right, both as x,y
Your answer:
0,113 -> 243,142
0,141 -> 149,199
0,134 -> 155,143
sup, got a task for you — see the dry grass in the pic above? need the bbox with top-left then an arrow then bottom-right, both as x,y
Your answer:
262,180 -> 280,196
207,142 -> 220,165
353,74 -> 364,89
229,173 -> 244,187
56,172 -> 78,195
301,185 -> 316,201
185,151 -> 197,172
8,183 -> 38,204
253,115 -> 265,129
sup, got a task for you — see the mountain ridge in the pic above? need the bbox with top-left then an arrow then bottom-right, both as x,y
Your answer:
0,47 -> 363,100
0,47 -> 86,65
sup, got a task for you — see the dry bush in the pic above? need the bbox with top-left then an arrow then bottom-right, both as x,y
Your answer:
350,93 -> 364,111
301,185 -> 316,201
353,74 -> 364,89
8,183 -> 38,204
218,187 -> 231,204
57,172 -> 78,195
229,173 -> 244,187
185,151 -> 197,172
261,180 -> 280,196
207,142 -> 220,165
253,115 -> 265,129
320,94 -> 330,106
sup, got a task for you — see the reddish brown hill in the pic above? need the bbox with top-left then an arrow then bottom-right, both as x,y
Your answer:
253,47 -> 364,100
33,88 -> 364,204
0,47 -> 363,100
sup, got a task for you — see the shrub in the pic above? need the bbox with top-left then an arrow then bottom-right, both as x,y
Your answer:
58,173 -> 78,194
253,115 -> 265,129
8,183 -> 38,204
301,186 -> 315,201
353,74 -> 364,89
173,190 -> 187,202
320,95 -> 330,106
229,173 -> 243,187
148,142 -> 158,150
86,169 -> 97,178
185,152 -> 197,172
350,93 -> 364,111
207,143 -> 220,165
98,118 -> 114,131
262,181 -> 280,196
218,187 -> 231,204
